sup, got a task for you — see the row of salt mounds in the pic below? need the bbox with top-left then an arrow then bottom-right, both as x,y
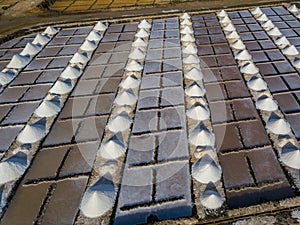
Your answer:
79,19 -> 151,221
251,7 -> 300,171
0,27 -> 59,93
180,12 -> 224,213
0,22 -> 107,215
288,4 -> 300,19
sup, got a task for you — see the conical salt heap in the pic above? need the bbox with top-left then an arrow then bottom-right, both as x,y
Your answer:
288,4 -> 299,13
132,38 -> 147,47
80,40 -> 97,52
266,112 -> 291,135
185,68 -> 203,81
267,27 -> 282,37
20,42 -> 42,56
192,154 -> 222,184
107,113 -> 131,133
292,57 -> 300,69
0,152 -> 28,186
128,48 -> 145,60
183,55 -> 200,64
230,39 -> 246,50
280,142 -> 300,169
181,34 -> 195,42
34,95 -> 61,117
49,78 -> 73,95
275,36 -> 290,48
257,14 -> 269,23
43,26 -> 59,36
262,20 -> 275,31
120,74 -> 140,89
235,49 -> 252,61
32,33 -> 50,46
94,22 -> 108,32
138,19 -> 151,30
223,23 -> 236,33
189,123 -> 215,147
220,16 -> 231,26
200,182 -> 224,209
183,44 -> 198,54
185,81 -> 206,97
187,102 -> 210,121
256,95 -> 278,111
226,31 -> 240,40
282,45 -> 299,57
0,70 -> 15,85
247,75 -> 268,91
181,13 -> 191,20
180,26 -> 194,35
99,134 -> 126,159
135,29 -> 149,38
61,65 -> 82,80
17,118 -> 47,144
217,10 -> 228,18
80,174 -> 116,218
251,7 -> 263,17
70,52 -> 89,65
125,60 -> 143,72
181,19 -> 192,26
115,89 -> 137,106
240,62 -> 259,75
86,31 -> 102,42
7,54 -> 30,69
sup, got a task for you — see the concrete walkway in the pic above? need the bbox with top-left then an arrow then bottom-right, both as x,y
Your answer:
51,0 -> 172,12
